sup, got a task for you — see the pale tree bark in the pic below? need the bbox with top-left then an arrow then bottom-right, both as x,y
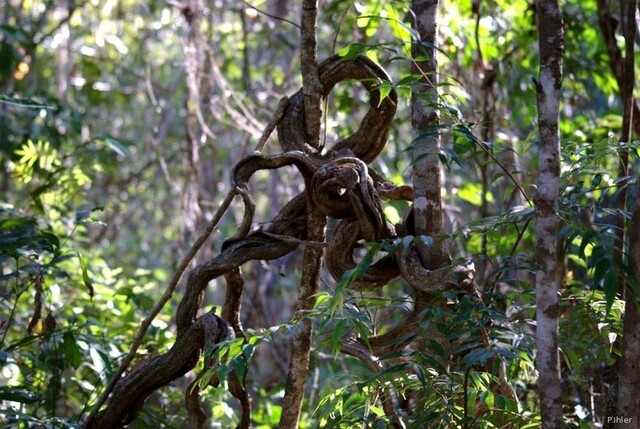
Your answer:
279,1 -> 325,427
410,0 -> 449,269
615,0 -> 639,425
533,0 -> 564,427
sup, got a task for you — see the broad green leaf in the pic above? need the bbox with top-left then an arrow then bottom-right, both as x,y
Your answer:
377,82 -> 393,106
603,269 -> 617,316
63,332 -> 83,368
338,43 -> 370,60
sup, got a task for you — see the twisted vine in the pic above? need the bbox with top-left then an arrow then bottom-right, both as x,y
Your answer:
85,54 -> 473,429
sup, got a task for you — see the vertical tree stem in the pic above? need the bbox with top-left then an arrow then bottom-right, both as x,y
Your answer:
182,0 -> 207,258
278,4 -> 324,426
300,0 -> 322,148
279,211 -> 326,428
534,0 -> 564,427
411,0 -> 447,269
619,184 -> 640,428
615,0 -> 639,424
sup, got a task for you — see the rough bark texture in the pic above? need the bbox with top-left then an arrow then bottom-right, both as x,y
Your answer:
299,0 -> 322,148
86,311 -> 232,429
534,0 -> 564,427
278,3 -> 323,425
595,0 -> 640,138
618,190 -> 640,427
278,211 -> 326,428
614,0 -> 639,425
595,1 -> 638,424
410,0 -> 448,269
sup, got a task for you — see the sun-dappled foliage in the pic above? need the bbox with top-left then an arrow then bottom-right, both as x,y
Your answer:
2,0 -> 640,427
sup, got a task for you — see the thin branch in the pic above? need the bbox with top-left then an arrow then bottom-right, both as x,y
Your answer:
33,2 -> 79,45
255,96 -> 289,152
331,2 -> 354,54
477,140 -> 531,206
242,0 -> 302,29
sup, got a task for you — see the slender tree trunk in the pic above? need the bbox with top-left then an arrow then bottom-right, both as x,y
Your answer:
594,1 -> 638,423
615,0 -> 639,426
619,194 -> 640,427
411,0 -> 448,268
278,212 -> 326,428
533,0 -> 564,427
182,0 -> 205,255
299,0 -> 322,148
279,2 -> 324,427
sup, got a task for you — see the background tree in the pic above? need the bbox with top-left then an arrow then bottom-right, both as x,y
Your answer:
533,0 -> 564,427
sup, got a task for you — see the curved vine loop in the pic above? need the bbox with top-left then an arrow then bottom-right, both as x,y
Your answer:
88,54 -> 475,428
278,55 -> 397,162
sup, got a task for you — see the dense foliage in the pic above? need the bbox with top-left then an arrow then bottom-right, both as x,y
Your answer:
1,0 -> 638,427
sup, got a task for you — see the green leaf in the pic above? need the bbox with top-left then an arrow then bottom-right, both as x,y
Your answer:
76,206 -> 105,223
463,348 -> 495,368
0,94 -> 55,109
592,173 -> 602,188
103,136 -> 129,157
78,252 -> 95,298
338,43 -> 370,60
39,230 -> 60,252
603,269 -> 617,316
377,82 -> 392,106
63,332 -> 83,368
0,216 -> 34,230
395,74 -> 422,87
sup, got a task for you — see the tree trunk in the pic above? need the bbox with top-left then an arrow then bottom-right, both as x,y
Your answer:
279,2 -> 324,426
614,0 -> 639,426
182,0 -> 206,258
618,195 -> 640,427
299,0 -> 322,149
533,0 -> 564,427
410,0 -> 448,268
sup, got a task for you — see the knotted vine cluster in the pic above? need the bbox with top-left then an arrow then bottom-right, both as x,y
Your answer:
88,55 -> 473,429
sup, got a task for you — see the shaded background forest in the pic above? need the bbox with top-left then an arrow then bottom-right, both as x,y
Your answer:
1,0 -> 638,427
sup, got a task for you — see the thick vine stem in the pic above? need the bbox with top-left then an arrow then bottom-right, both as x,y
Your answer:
185,378 -> 207,429
397,244 -> 475,292
87,311 -> 232,429
278,55 -> 397,162
222,268 -> 252,429
326,218 -> 399,290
